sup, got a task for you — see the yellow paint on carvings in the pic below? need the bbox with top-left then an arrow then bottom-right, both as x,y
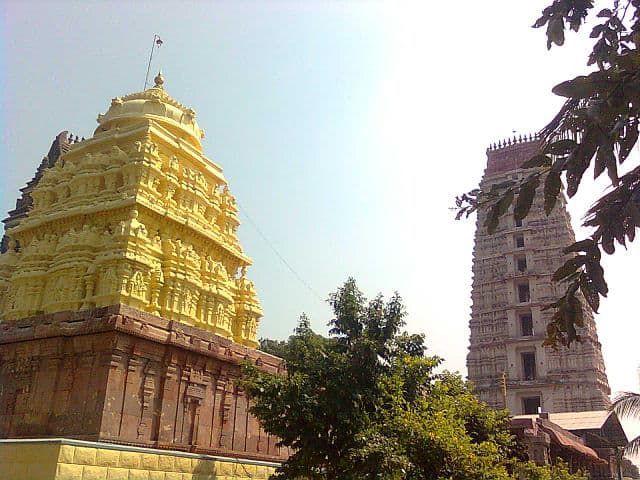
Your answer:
0,73 -> 262,348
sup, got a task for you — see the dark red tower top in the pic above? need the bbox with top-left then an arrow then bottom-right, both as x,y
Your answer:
485,136 -> 542,177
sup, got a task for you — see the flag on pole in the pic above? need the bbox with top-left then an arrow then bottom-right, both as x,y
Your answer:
144,35 -> 164,90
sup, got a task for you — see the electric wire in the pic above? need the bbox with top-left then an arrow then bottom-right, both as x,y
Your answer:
237,203 -> 325,303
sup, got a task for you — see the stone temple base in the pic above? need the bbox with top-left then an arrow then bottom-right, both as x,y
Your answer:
0,304 -> 288,464
0,438 -> 278,479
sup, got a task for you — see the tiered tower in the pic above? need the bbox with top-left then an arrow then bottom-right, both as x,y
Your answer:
467,136 -> 611,415
0,75 -> 285,479
0,73 -> 262,347
1,131 -> 75,253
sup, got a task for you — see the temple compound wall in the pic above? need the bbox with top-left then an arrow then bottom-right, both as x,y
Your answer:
0,438 -> 278,479
0,74 -> 286,479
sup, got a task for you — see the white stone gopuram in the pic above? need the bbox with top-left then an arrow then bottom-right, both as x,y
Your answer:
467,137 -> 611,414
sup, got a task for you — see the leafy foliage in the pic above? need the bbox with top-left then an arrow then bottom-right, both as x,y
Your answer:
456,0 -> 640,347
621,456 -> 640,479
258,315 -> 321,358
241,279 -> 586,479
509,460 -> 587,480
612,391 -> 640,456
258,338 -> 290,358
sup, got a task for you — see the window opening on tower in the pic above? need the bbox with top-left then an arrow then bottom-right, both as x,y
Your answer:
522,352 -> 536,380
522,396 -> 541,414
516,256 -> 527,273
517,283 -> 530,303
520,313 -> 533,337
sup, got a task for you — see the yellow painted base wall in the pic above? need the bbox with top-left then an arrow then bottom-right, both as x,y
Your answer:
0,439 -> 278,480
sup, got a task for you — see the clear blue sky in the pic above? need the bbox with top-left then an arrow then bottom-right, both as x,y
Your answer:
2,1 -> 638,407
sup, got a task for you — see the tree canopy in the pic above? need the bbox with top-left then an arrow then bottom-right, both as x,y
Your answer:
612,391 -> 640,456
621,456 -> 640,479
244,279 -> 585,479
456,0 -> 640,347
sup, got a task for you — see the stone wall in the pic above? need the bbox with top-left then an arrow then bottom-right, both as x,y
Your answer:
0,438 -> 278,480
0,305 -> 287,463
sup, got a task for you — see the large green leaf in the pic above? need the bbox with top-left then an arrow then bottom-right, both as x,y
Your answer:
544,139 -> 578,155
496,189 -> 514,216
585,259 -> 608,296
485,190 -> 514,234
544,170 -> 562,214
521,155 -> 552,169
619,120 -> 639,163
514,176 -> 540,220
563,238 -> 597,254
579,274 -> 600,313
552,256 -> 587,282
485,207 -> 500,234
552,75 -> 596,98
547,17 -> 565,48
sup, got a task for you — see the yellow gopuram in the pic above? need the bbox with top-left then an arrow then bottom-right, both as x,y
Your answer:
0,73 -> 262,348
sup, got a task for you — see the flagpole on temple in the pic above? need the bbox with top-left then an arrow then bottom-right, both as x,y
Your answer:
144,34 -> 163,90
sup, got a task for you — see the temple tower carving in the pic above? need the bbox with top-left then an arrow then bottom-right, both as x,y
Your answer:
0,73 -> 261,348
467,137 -> 611,415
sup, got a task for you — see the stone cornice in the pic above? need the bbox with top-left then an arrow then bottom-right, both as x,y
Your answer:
0,304 -> 283,374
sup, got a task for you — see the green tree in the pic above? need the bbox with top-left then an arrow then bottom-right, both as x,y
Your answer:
510,461 -> 587,480
621,456 -> 640,479
258,313 -> 327,359
457,0 -> 640,347
241,279 -> 585,479
258,337 -> 290,358
612,391 -> 640,456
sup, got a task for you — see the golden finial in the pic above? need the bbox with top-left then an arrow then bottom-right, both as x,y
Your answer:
153,70 -> 164,89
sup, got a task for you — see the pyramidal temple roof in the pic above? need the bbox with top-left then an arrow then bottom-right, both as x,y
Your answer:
0,73 -> 262,348
95,72 -> 205,150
